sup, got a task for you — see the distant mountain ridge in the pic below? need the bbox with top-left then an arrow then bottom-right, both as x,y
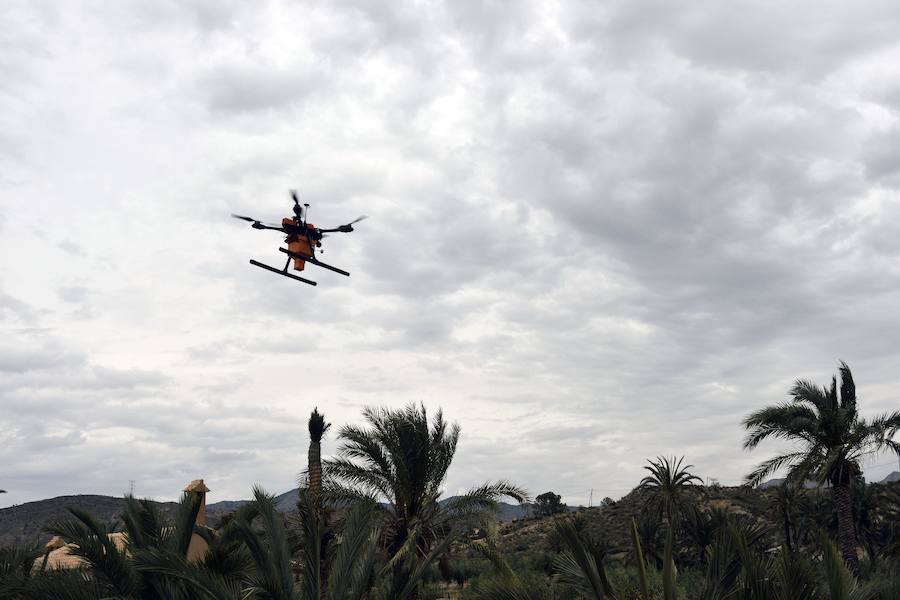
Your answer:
759,471 -> 900,488
210,487 -> 552,521
0,487 -> 534,547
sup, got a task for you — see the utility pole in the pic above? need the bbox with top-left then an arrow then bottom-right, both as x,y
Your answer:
129,480 -> 135,496
589,488 -> 593,508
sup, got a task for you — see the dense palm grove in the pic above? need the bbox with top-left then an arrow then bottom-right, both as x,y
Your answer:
2,364 -> 899,599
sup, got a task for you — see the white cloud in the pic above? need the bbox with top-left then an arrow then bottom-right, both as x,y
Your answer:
2,0 -> 900,508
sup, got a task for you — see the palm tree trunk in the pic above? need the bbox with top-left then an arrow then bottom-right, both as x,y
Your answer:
781,507 -> 794,555
833,483 -> 859,576
307,437 -> 325,600
308,440 -> 322,513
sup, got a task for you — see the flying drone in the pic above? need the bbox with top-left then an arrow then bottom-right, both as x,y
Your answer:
232,190 -> 366,286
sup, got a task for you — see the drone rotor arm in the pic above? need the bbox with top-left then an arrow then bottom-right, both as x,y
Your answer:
232,215 -> 288,232
254,223 -> 289,232
318,216 -> 368,233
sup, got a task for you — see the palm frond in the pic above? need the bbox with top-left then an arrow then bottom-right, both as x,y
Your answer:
820,534 -> 853,600
172,491 -> 203,558
789,379 -> 829,412
12,568 -> 108,600
295,489 -> 323,600
629,519 -> 650,600
440,481 -> 529,527
324,457 -> 394,501
43,507 -> 139,596
551,519 -> 616,600
838,361 -> 857,417
743,451 -> 810,487
742,403 -> 819,449
134,547 -> 241,600
231,487 -> 296,600
326,500 -> 380,600
392,533 -> 454,600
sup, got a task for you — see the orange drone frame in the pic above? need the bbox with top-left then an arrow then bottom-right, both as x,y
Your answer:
232,191 -> 365,286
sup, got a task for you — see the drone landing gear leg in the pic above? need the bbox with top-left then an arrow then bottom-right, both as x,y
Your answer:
279,247 -> 350,277
249,258 -> 317,286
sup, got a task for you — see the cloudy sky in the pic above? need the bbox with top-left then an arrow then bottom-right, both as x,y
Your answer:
3,0 -> 900,509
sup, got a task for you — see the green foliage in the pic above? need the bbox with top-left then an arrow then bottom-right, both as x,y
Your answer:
629,519 -> 650,600
7,400 -> 900,599
535,492 -> 567,517
639,456 -> 703,529
325,402 -> 527,595
0,543 -> 43,598
742,362 -> 900,576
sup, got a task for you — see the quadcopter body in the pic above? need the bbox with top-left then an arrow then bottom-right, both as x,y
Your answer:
232,190 -> 365,286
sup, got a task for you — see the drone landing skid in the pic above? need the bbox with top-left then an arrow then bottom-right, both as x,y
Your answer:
278,247 -> 350,277
249,259 -> 317,286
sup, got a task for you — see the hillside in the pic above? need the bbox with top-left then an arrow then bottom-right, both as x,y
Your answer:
483,484 -> 778,564
0,494 -> 239,547
0,487 -> 534,547
0,495 -> 176,547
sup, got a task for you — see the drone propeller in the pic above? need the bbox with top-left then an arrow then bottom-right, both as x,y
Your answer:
290,189 -> 308,221
232,214 -> 285,230
319,215 -> 368,233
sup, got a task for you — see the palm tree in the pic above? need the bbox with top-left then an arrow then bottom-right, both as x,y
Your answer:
852,481 -> 900,568
225,487 -> 444,600
639,456 -> 702,530
742,362 -> 900,575
325,404 -> 526,592
39,491 -> 236,599
307,408 -> 331,515
32,486 -> 436,600
682,505 -> 728,565
768,483 -> 801,555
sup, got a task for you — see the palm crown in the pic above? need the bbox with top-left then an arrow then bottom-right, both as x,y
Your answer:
743,362 -> 900,488
324,404 -> 526,555
639,455 -> 702,527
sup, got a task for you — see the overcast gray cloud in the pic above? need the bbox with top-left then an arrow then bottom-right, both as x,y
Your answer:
2,1 -> 900,509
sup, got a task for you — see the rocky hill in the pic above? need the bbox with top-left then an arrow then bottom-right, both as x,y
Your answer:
0,488 -> 534,547
484,484 -> 779,565
0,495 -> 172,547
0,494 -> 244,547
483,480 -> 900,567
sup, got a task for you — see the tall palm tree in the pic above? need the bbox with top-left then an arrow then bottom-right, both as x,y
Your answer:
742,362 -> 900,575
325,404 -> 526,592
225,487 -> 444,600
639,456 -> 702,530
307,408 -> 331,515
